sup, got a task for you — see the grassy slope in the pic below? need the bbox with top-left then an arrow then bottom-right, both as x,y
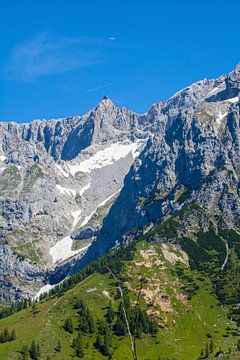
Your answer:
0,240 -> 239,360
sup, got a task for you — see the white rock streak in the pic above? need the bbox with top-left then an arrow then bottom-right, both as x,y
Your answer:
56,184 -> 76,198
55,164 -> 69,178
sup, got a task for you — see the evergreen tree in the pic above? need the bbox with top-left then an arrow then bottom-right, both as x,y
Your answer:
11,329 -> 16,341
106,306 -> 115,323
98,320 -> 108,336
20,345 -> 30,360
209,339 -> 214,353
94,334 -> 103,351
76,300 -> 95,334
55,339 -> 61,352
102,331 -> 112,356
29,340 -> 40,360
64,317 -> 74,333
88,314 -> 95,333
114,317 -> 127,336
73,332 -> 85,358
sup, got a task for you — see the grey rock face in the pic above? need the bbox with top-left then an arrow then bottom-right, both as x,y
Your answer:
1,65 -> 240,299
0,97 -> 152,300
0,244 -> 44,301
74,64 -> 240,271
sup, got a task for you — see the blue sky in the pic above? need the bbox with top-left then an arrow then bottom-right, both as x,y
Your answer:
1,0 -> 240,123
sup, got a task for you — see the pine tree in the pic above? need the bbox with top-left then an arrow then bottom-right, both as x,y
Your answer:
3,328 -> 10,342
209,339 -> 214,353
89,314 -> 95,333
102,332 -> 112,356
73,332 -> 84,358
102,338 -> 110,356
55,339 -> 61,352
29,340 -> 39,360
20,345 -> 30,360
98,320 -> 107,335
114,317 -> 126,336
64,317 -> 74,333
94,334 -> 103,351
11,329 -> 16,341
106,306 -> 115,323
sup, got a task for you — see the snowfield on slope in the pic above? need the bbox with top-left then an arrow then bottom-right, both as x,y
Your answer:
34,283 -> 56,300
68,141 -> 141,175
49,141 -> 143,265
49,190 -> 120,264
49,235 -> 91,264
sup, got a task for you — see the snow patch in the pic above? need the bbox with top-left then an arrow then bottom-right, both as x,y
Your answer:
49,189 -> 121,265
49,235 -> 90,264
216,111 -> 228,124
34,284 -> 55,300
71,210 -> 82,229
68,142 -> 141,175
79,181 -> 91,196
70,181 -> 91,229
56,184 -> 76,198
207,84 -> 225,97
0,155 -> 6,162
226,96 -> 239,104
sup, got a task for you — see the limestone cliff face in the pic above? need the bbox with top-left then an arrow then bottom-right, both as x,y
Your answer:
0,97 -> 152,300
1,65 -> 240,300
75,65 -> 240,270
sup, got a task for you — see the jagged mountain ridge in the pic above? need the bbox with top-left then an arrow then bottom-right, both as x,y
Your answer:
1,64 -> 240,300
66,64 -> 240,277
0,97 -> 150,163
0,97 -> 154,301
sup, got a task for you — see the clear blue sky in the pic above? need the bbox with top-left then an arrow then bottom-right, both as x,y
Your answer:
1,0 -> 240,123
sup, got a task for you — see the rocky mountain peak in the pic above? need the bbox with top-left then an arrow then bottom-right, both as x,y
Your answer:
95,96 -> 116,112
